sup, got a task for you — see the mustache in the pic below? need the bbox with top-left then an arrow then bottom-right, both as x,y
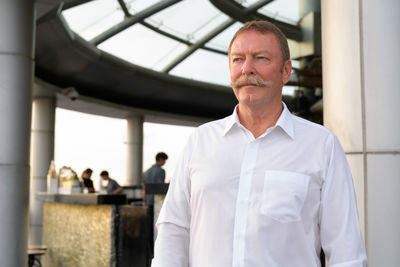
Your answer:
231,75 -> 272,88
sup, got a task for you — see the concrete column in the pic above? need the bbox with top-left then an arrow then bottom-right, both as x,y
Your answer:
0,0 -> 35,266
29,89 -> 56,246
126,116 -> 144,185
322,0 -> 400,266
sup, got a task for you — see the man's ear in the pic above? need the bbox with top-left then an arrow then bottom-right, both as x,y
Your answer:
282,60 -> 292,85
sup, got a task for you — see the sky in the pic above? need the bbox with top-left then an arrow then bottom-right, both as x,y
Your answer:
55,108 -> 195,188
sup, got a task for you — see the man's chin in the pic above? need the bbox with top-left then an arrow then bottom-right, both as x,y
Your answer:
238,96 -> 263,107
237,84 -> 264,89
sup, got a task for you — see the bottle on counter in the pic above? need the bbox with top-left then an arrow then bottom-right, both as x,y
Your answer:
47,160 -> 58,193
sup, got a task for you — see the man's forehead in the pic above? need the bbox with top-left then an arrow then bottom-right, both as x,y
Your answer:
231,30 -> 278,48
230,32 -> 277,53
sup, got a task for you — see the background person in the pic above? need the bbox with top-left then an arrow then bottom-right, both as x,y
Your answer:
142,152 -> 169,261
142,152 -> 168,205
100,170 -> 122,194
80,168 -> 95,193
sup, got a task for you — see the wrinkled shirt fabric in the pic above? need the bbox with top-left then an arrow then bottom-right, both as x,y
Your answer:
152,103 -> 367,267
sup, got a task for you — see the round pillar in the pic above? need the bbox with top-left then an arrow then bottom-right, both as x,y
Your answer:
0,0 -> 35,266
29,90 -> 56,246
322,0 -> 400,266
126,116 -> 144,185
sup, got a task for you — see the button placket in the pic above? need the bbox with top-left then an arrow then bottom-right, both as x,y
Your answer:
232,140 -> 260,267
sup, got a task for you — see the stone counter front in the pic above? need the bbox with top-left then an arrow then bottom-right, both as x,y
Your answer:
43,202 -> 115,267
39,193 -> 148,267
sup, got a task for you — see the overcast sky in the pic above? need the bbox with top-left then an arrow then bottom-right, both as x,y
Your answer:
55,108 -> 194,188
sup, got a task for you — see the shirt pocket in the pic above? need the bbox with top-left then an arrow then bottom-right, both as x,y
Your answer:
260,170 -> 310,223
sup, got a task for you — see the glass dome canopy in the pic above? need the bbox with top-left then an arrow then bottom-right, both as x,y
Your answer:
62,0 -> 302,87
34,0 -> 317,120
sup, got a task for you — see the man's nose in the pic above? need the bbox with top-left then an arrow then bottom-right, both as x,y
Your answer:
241,58 -> 255,75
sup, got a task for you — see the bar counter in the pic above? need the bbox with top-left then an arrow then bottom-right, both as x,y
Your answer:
37,193 -> 148,267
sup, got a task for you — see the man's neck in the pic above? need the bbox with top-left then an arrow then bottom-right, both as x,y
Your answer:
237,101 -> 283,139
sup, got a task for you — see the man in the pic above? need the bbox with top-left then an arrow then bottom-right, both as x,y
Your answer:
100,170 -> 123,194
143,152 -> 169,205
143,152 -> 169,260
152,21 -> 366,267
81,168 -> 95,193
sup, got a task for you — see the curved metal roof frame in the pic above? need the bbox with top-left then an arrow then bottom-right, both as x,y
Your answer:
35,0 -> 302,120
209,0 -> 302,41
90,0 -> 181,45
35,5 -> 237,119
67,0 -> 302,73
161,18 -> 235,73
140,21 -> 227,55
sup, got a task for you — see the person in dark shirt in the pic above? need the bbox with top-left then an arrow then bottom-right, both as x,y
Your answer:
81,168 -> 95,193
142,152 -> 169,259
100,170 -> 123,194
142,152 -> 168,205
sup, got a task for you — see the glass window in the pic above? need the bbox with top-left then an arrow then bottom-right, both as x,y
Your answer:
123,0 -> 163,15
170,49 -> 230,86
145,0 -> 229,42
98,24 -> 188,71
205,22 -> 243,52
258,0 -> 299,25
62,0 -> 124,40
233,0 -> 299,25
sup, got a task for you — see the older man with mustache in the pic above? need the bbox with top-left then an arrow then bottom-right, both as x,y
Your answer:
152,21 -> 366,267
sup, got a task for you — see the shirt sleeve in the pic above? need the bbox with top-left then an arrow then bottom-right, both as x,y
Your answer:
320,135 -> 367,267
113,179 -> 120,188
152,134 -> 195,267
159,169 -> 166,183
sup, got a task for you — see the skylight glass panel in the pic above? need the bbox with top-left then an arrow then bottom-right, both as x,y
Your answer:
233,0 -> 259,8
62,0 -> 124,40
258,0 -> 299,25
145,0 -> 228,42
170,49 -> 230,86
98,24 -> 188,70
233,0 -> 299,25
124,0 -> 163,15
205,22 -> 243,52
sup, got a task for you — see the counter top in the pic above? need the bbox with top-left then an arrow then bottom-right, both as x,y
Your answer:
37,192 -> 127,205
144,183 -> 169,194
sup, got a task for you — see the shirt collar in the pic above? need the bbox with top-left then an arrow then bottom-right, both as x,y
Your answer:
222,102 -> 295,139
275,102 -> 295,139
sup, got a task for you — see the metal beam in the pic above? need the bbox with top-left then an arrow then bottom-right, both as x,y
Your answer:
90,0 -> 181,45
244,0 -> 274,14
209,0 -> 302,41
117,0 -> 131,17
140,21 -> 227,55
162,18 -> 235,73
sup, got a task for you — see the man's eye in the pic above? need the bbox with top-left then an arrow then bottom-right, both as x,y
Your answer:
257,56 -> 268,60
232,58 -> 242,62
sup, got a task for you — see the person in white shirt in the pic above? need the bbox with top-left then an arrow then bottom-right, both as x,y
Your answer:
152,21 -> 367,267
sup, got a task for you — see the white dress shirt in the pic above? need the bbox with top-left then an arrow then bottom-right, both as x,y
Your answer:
152,103 -> 367,267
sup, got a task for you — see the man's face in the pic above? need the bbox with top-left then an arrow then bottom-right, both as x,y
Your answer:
82,172 -> 91,179
157,159 -> 166,167
229,31 -> 291,108
101,175 -> 109,180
